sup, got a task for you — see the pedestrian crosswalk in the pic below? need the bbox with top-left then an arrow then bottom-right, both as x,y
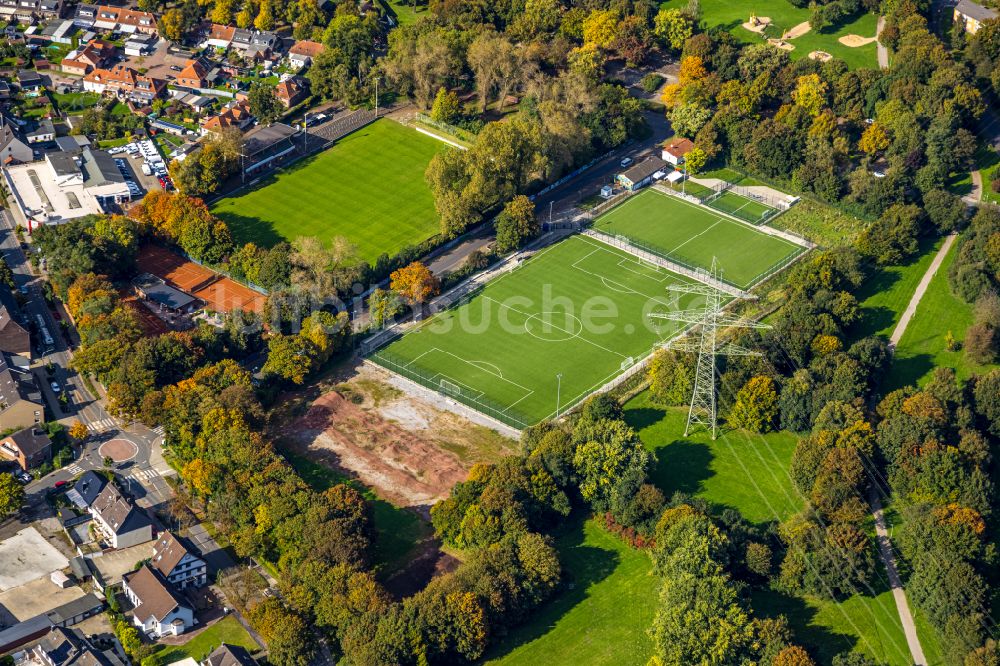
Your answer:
89,417 -> 119,432
126,468 -> 159,482
65,464 -> 83,475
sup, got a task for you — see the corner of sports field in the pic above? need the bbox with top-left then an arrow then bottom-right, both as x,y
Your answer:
210,119 -> 445,263
591,188 -> 807,289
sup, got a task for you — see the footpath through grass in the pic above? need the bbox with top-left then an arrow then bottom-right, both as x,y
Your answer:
851,236 -> 943,341
624,392 -> 913,665
592,189 -> 804,289
887,236 -> 999,391
212,119 -> 442,263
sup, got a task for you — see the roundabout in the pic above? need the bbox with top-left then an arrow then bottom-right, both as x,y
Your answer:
97,438 -> 138,463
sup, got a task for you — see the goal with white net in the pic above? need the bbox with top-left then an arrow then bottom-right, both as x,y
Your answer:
440,378 -> 462,396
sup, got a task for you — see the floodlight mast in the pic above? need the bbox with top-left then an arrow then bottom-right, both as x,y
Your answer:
648,259 -> 770,440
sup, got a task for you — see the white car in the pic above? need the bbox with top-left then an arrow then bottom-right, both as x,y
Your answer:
620,157 -> 633,168
50,381 -> 61,393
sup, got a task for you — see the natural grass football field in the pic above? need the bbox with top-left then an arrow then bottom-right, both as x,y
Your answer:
592,189 -> 804,288
212,119 -> 442,263
372,235 -> 706,427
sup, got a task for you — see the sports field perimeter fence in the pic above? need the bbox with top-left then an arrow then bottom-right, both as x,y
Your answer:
368,349 -> 534,430
703,183 -> 784,225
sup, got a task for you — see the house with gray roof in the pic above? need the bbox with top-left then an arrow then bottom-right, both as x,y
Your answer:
89,482 -> 152,549
0,352 -> 44,432
955,0 -> 998,33
0,122 -> 35,164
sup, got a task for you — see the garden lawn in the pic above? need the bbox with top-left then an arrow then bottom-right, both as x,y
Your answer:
624,391 -> 802,524
593,188 -> 805,289
156,617 -> 257,664
658,0 -> 879,69
886,236 -> 999,391
851,236 -> 943,341
212,119 -> 443,263
284,451 -> 432,576
484,517 -> 657,666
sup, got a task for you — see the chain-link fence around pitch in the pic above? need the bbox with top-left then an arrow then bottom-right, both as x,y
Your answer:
368,349 -> 533,430
703,189 -> 779,225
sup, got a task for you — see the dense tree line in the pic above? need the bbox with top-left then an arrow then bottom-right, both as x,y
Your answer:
660,1 -> 977,223
950,206 -> 1000,363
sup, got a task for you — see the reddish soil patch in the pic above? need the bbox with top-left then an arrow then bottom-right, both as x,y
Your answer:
98,439 -> 137,462
287,391 -> 470,508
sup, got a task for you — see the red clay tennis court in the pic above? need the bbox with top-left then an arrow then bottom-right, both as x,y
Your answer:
137,245 -> 267,314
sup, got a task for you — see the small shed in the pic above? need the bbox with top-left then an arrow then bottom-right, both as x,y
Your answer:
50,570 -> 71,588
600,185 -> 614,199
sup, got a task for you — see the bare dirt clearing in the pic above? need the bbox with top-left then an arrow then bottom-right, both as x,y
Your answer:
283,365 -> 516,509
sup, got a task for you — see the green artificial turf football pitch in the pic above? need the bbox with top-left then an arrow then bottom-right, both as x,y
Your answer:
592,189 -> 804,289
371,234 -> 708,428
212,119 -> 443,263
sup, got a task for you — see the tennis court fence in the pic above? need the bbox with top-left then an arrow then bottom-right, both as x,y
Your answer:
368,349 -> 533,430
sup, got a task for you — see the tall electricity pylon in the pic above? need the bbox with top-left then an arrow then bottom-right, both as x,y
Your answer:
649,260 -> 770,440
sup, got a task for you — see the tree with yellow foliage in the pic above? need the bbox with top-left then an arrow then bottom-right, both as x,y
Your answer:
859,121 -> 891,155
792,73 -> 828,116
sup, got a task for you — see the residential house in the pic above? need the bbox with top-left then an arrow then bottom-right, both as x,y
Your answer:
203,645 -> 258,666
16,70 -> 44,93
954,0 -> 997,34
0,123 -> 35,164
615,156 -> 668,192
176,60 -> 209,89
274,76 -> 306,108
0,426 -> 51,471
123,33 -> 157,57
0,0 -> 62,21
61,40 -> 116,76
31,626 -> 116,666
661,136 -> 694,166
150,531 -> 208,590
0,290 -> 31,359
40,19 -> 78,44
0,80 -> 11,100
287,40 -> 323,69
201,99 -> 251,133
204,23 -> 235,50
82,5 -> 157,35
122,565 -> 194,638
89,482 -> 153,549
26,119 -> 56,144
83,64 -> 164,102
231,29 -> 279,60
0,353 -> 44,432
65,470 -> 106,509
